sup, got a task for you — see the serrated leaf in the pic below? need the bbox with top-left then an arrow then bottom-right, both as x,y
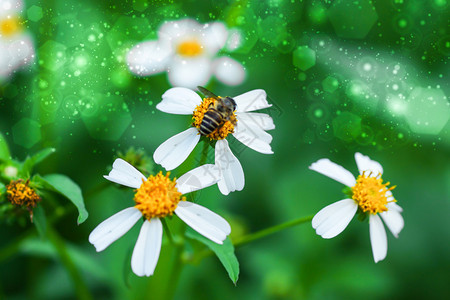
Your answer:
22,148 -> 56,176
186,228 -> 240,284
33,205 -> 47,238
0,132 -> 10,162
37,174 -> 88,225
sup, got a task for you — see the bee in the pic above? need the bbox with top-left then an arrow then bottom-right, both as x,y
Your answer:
197,86 -> 237,136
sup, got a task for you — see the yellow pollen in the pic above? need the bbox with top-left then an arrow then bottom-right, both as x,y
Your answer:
0,17 -> 22,37
134,171 -> 185,219
6,179 -> 41,208
177,40 -> 203,56
351,172 -> 396,215
192,97 -> 236,140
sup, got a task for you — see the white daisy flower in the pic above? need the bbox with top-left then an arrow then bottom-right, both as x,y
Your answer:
89,158 -> 231,277
126,18 -> 245,89
309,152 -> 404,263
0,0 -> 35,80
153,87 -> 275,195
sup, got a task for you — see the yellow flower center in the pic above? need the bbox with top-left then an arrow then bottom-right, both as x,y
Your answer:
134,171 -> 185,219
6,179 -> 41,208
0,17 -> 22,37
192,97 -> 236,140
351,172 -> 396,215
177,40 -> 203,57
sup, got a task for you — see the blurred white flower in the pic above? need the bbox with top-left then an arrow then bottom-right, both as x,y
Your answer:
154,87 -> 275,195
89,159 -> 230,277
126,18 -> 245,89
309,152 -> 404,263
0,0 -> 34,80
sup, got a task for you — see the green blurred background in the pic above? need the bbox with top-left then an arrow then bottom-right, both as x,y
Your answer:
0,0 -> 449,299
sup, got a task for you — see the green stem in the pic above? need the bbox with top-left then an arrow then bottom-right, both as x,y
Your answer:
161,218 -> 174,245
0,230 -> 32,263
47,227 -> 93,300
0,204 -> 74,263
190,215 -> 314,263
186,140 -> 210,203
158,140 -> 209,297
198,139 -> 210,166
233,215 -> 314,248
164,244 -> 184,299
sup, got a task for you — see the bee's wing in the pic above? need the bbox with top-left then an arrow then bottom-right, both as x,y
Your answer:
198,86 -> 219,99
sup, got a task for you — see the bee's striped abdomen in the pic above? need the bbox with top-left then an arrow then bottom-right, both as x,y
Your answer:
199,110 -> 223,135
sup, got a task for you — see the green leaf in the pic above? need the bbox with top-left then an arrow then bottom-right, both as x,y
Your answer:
33,205 -> 47,238
186,228 -> 240,284
0,132 -> 10,162
35,174 -> 88,225
22,148 -> 56,176
20,237 -> 110,281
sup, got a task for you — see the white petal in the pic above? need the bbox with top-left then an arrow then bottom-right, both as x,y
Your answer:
369,214 -> 388,263
1,0 -> 23,16
200,22 -> 228,55
153,128 -> 200,171
380,205 -> 404,238
158,19 -> 201,43
131,219 -> 163,277
385,190 -> 395,202
0,41 -> 12,78
388,201 -> 403,213
213,56 -> 246,86
225,28 -> 242,51
235,112 -> 275,131
156,87 -> 202,115
312,199 -> 358,239
354,152 -> 383,177
9,35 -> 34,63
309,158 -> 356,187
89,207 -> 142,252
0,34 -> 34,78
167,56 -> 212,89
215,139 -> 245,195
175,201 -> 230,244
236,113 -> 273,145
233,89 -> 271,112
233,117 -> 274,154
126,41 -> 171,76
176,164 -> 221,194
103,158 -> 147,189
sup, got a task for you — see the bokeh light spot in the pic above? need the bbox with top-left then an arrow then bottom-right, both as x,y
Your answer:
106,16 -> 151,60
38,40 -> 67,71
27,5 -> 43,22
293,46 -> 316,71
398,19 -> 408,28
133,0 -> 149,12
81,94 -> 132,141
355,125 -> 374,145
258,16 -> 287,48
308,103 -> 329,124
322,76 -> 339,93
327,0 -> 378,39
332,112 -> 362,142
298,72 -> 307,81
405,87 -> 449,135
12,118 -> 41,149
386,94 -> 407,117
346,80 -> 378,115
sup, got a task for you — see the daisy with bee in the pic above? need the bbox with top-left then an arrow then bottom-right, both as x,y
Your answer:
196,86 -> 237,137
154,86 -> 275,195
